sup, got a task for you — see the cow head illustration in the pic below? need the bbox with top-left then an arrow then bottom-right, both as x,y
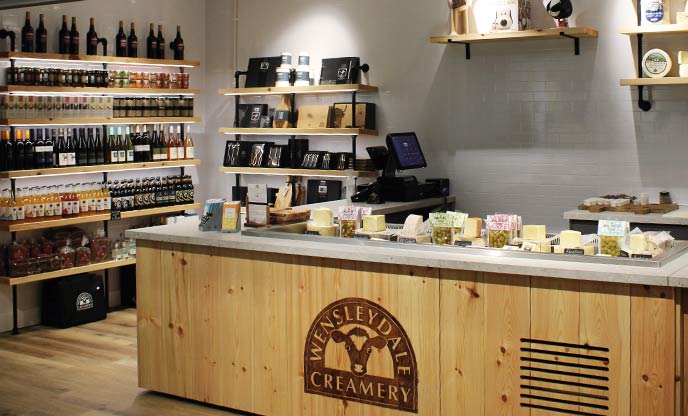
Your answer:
331,327 -> 386,377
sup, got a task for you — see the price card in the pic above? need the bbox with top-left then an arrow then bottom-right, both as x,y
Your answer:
454,240 -> 472,247
247,184 -> 268,204
110,210 -> 121,221
598,220 -> 629,237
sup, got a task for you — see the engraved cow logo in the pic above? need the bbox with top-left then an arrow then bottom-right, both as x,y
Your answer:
331,326 -> 386,377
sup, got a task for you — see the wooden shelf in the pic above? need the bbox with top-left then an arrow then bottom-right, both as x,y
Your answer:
219,167 -> 378,178
0,86 -> 199,95
0,116 -> 201,127
0,258 -> 137,287
620,77 -> 688,86
218,84 -> 378,96
620,24 -> 688,35
219,127 -> 378,137
430,27 -> 598,44
0,203 -> 200,232
0,159 -> 201,179
0,52 -> 200,68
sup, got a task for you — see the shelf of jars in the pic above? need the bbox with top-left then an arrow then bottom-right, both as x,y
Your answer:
0,202 -> 200,233
0,159 -> 200,179
0,257 -> 137,287
0,52 -> 200,68
0,117 -> 201,127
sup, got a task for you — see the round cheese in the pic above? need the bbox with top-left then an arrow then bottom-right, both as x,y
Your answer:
643,49 -> 672,78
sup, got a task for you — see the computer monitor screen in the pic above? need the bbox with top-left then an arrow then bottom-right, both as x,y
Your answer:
386,132 -> 427,171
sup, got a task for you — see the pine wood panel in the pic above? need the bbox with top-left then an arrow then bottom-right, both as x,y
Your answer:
0,159 -> 201,179
682,288 -> 688,416
484,273 -> 531,416
430,27 -> 598,44
0,51 -> 200,67
579,281 -> 631,416
631,285 -> 675,416
219,84 -> 378,96
218,166 -> 378,178
439,269 -> 485,416
620,24 -> 688,35
529,277 -> 581,415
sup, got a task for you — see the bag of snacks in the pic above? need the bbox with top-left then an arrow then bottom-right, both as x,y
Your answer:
429,212 -> 453,245
59,241 -> 76,269
75,246 -> 91,267
597,220 -> 629,257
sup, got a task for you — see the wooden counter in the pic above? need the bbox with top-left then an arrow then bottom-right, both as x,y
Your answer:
134,234 -> 688,415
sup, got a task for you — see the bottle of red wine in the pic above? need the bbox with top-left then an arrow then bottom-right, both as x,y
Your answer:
127,22 -> 138,58
147,23 -> 157,59
69,16 -> 79,54
115,20 -> 127,57
21,12 -> 34,53
157,25 -> 165,59
59,15 -> 70,54
36,14 -> 47,53
86,18 -> 98,55
170,25 -> 184,60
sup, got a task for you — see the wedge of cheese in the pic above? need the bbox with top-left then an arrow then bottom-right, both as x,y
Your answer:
313,208 -> 334,226
463,218 -> 483,238
363,215 -> 386,232
560,230 -> 582,248
307,222 -> 339,237
402,215 -> 424,237
680,51 -> 688,65
630,234 -> 648,251
523,225 -> 546,241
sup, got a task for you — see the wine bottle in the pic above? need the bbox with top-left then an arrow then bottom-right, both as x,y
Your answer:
184,125 -> 194,159
57,129 -> 68,167
24,130 -> 34,170
115,21 -> 127,57
14,130 -> 25,171
126,126 -> 135,163
21,12 -> 34,53
117,127 -> 127,164
69,17 -> 79,54
95,128 -> 105,165
142,125 -> 152,162
34,129 -> 44,169
87,128 -> 97,165
170,25 -> 184,60
36,14 -> 47,53
157,25 -> 165,60
127,22 -> 138,58
176,125 -> 184,160
147,23 -> 157,59
86,18 -> 98,55
45,129 -> 55,168
167,125 -> 177,160
68,128 -> 77,166
107,127 -> 117,164
77,128 -> 88,166
59,15 -> 70,54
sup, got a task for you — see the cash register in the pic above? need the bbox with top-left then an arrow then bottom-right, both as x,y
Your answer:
352,132 -> 448,203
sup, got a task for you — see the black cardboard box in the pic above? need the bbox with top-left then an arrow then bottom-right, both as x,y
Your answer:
42,273 -> 106,328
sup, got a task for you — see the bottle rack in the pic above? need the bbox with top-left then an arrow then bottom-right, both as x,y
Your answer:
219,69 -> 379,206
0,53 -> 201,335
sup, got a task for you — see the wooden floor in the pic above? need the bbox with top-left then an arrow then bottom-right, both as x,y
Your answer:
0,309 -> 250,416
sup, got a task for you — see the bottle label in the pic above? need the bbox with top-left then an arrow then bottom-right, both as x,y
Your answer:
45,202 -> 54,217
36,203 -> 44,217
72,200 -> 80,215
110,151 -> 119,163
80,199 -> 89,213
134,145 -> 145,152
7,207 -> 17,222
143,145 -> 150,152
186,147 -> 194,159
118,150 -> 126,161
127,150 -> 135,162
16,206 -> 25,221
54,202 -> 62,215
89,198 -> 96,212
104,197 -> 111,210
63,201 -> 72,216
68,152 -> 76,166
59,153 -> 70,166
170,148 -> 178,160
177,147 -> 185,159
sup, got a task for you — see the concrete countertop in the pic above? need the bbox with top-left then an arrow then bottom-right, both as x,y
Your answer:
127,220 -> 688,288
564,207 -> 688,226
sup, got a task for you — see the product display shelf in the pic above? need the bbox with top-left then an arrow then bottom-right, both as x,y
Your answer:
0,203 -> 201,233
218,127 -> 378,137
0,86 -> 199,96
0,159 -> 201,179
0,116 -> 202,127
0,52 -> 200,68
620,24 -> 688,35
0,258 -> 137,287
620,77 -> 688,86
222,70 -> 380,205
218,166 -> 377,178
430,27 -> 599,59
218,84 -> 378,96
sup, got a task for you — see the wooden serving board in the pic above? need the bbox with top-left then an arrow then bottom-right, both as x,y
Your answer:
577,203 -> 679,215
270,208 -> 311,224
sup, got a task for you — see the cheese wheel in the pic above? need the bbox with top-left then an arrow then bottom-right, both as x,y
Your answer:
642,49 -> 672,78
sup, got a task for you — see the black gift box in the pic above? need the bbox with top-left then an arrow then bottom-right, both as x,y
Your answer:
42,273 -> 106,328
242,104 -> 268,128
245,56 -> 282,88
320,57 -> 361,85
224,141 -> 254,167
307,180 -> 342,204
288,138 -> 309,169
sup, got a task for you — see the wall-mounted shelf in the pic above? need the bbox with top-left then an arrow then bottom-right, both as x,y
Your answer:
0,203 -> 200,233
620,25 -> 688,35
219,127 -> 378,137
0,159 -> 201,179
219,84 -> 378,96
430,27 -> 598,59
0,52 -> 200,68
219,167 -> 377,178
0,258 -> 137,287
0,116 -> 201,127
0,86 -> 199,96
620,78 -> 688,86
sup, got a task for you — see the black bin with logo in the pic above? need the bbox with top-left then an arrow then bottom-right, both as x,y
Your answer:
42,273 -> 107,328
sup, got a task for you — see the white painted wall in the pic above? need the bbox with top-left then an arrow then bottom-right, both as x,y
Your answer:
0,0 -> 207,332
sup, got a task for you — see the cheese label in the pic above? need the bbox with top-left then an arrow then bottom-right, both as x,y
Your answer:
454,241 -> 472,247
429,212 -> 451,228
564,248 -> 585,256
643,49 -> 672,78
598,220 -> 629,237
644,1 -> 665,23
448,212 -> 468,229
399,237 -> 418,244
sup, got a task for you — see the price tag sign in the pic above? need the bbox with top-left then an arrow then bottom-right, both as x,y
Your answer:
564,248 -> 585,256
354,234 -> 371,240
454,241 -> 472,247
598,220 -> 628,237
110,210 -> 121,221
398,237 -> 417,244
305,231 -> 321,236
